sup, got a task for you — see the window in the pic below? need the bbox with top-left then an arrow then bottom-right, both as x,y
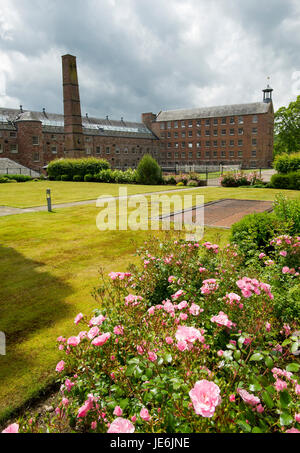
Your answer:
132,148 -> 136,154
197,130 -> 201,137
205,119 -> 210,126
213,150 -> 217,157
175,143 -> 179,148
33,151 -> 40,161
238,150 -> 243,157
181,142 -> 185,148
188,120 -> 193,128
221,129 -> 226,135
213,140 -> 218,147
196,120 -> 201,127
174,121 -> 178,128
238,116 -> 244,124
86,148 -> 92,155
124,147 -> 128,154
221,118 -> 226,124
51,146 -> 57,154
214,118 -> 218,125
188,131 -> 193,137
167,152 -> 171,158
205,151 -> 210,158
167,143 -> 171,148
85,137 -> 91,142
230,140 -> 234,146
181,121 -> 185,128
221,150 -> 226,157
230,117 -> 235,124
160,133 -> 165,138
230,150 -> 234,157
182,132 -> 186,138
252,115 -> 258,123
196,142 -> 201,148
252,128 -> 258,134
230,129 -> 234,135
197,151 -> 201,158
51,135 -> 57,140
175,152 -> 179,158
205,130 -> 210,136
10,131 -> 16,138
238,128 -> 244,135
32,136 -> 39,145
252,139 -> 257,146
181,152 -> 186,158
188,143 -> 193,148
205,141 -> 210,148
0,143 -> 3,153
106,147 -> 110,155
189,152 -> 193,158
213,130 -> 218,136
167,132 -> 171,138
174,132 -> 178,138
115,147 -> 120,154
252,150 -> 257,157
10,144 -> 18,153
221,140 -> 226,147
238,140 -> 243,146
167,122 -> 171,129
160,123 -> 165,130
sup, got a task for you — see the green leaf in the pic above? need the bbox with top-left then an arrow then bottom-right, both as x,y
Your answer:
252,427 -> 263,433
249,382 -> 262,392
280,411 -> 293,427
265,356 -> 274,369
291,342 -> 299,353
163,353 -> 173,364
249,353 -> 263,362
262,391 -> 274,409
237,420 -> 251,433
234,350 -> 241,361
280,390 -> 292,409
120,399 -> 129,410
286,363 -> 300,373
281,339 -> 291,347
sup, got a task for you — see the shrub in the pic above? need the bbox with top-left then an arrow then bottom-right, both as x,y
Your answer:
220,171 -> 263,188
73,174 -> 82,182
187,180 -> 198,187
163,176 -> 176,185
47,158 -> 110,180
0,176 -> 8,183
84,173 -> 93,182
96,169 -> 114,183
273,152 -> 300,174
4,174 -> 33,182
176,182 -> 185,187
61,174 -> 70,181
230,211 -> 283,260
270,173 -> 292,189
273,194 -> 300,235
7,234 -> 300,433
136,155 -> 162,185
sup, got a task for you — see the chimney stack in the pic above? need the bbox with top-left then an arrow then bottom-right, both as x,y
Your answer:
62,54 -> 85,157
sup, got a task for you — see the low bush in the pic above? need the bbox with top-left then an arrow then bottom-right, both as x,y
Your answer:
187,180 -> 198,187
84,174 -> 93,182
136,155 -> 162,185
6,234 -> 299,433
273,194 -> 300,235
47,158 -> 110,180
220,171 -> 263,188
61,174 -> 70,182
273,152 -> 300,174
73,175 -> 83,182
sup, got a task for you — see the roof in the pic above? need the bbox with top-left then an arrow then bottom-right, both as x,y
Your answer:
156,102 -> 272,122
0,108 -> 156,139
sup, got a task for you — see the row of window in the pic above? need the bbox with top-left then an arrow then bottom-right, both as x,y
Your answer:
161,127 -> 258,138
160,149 -> 258,159
160,115 -> 259,130
161,138 -> 257,149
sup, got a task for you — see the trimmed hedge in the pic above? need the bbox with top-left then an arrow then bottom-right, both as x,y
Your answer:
273,152 -> 300,174
47,158 -> 110,180
270,171 -> 300,190
0,174 -> 33,183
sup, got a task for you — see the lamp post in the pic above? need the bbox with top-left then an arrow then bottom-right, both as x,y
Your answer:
46,189 -> 52,212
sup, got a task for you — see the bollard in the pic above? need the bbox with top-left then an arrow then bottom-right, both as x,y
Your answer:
46,189 -> 52,212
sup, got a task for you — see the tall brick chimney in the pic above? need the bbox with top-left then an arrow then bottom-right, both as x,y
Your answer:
62,54 -> 85,158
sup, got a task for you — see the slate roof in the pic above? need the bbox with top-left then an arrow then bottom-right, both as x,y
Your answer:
0,108 -> 156,139
156,102 -> 272,122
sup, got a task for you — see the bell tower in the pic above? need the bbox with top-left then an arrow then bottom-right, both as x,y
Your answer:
262,77 -> 274,104
62,54 -> 85,157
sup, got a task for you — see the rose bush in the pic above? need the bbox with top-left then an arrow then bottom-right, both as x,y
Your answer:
3,234 -> 299,434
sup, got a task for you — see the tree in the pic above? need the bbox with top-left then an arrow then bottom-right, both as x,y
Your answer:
274,95 -> 300,155
136,154 -> 162,185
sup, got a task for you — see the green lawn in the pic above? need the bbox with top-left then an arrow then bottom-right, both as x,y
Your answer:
0,181 -> 182,209
0,185 -> 298,422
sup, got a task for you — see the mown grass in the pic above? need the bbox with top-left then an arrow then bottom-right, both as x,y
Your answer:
0,181 -> 182,209
0,185 -> 298,422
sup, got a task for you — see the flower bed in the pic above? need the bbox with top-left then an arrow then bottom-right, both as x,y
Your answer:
4,234 -> 300,434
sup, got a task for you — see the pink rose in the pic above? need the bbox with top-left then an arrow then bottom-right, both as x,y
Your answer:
237,388 -> 260,406
175,325 -> 204,344
107,418 -> 135,433
165,336 -> 173,345
113,406 -> 123,416
74,313 -> 84,325
285,428 -> 300,433
140,408 -> 151,421
92,333 -> 111,346
189,380 -> 221,418
148,351 -> 157,362
2,423 -> 19,433
177,340 -> 188,351
67,336 -> 80,347
55,360 -> 65,373
88,326 -> 100,340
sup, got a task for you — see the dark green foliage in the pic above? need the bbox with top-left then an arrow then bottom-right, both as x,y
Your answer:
273,194 -> 300,235
273,152 -> 300,173
73,174 -> 83,182
187,180 -> 198,187
0,174 -> 33,183
60,174 -> 70,181
83,173 -> 93,182
270,171 -> 300,190
47,158 -> 110,180
136,154 -> 162,185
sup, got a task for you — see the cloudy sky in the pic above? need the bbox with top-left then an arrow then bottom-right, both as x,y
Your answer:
0,0 -> 300,122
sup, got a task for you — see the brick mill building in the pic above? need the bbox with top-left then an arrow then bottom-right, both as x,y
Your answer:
0,54 -> 274,174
